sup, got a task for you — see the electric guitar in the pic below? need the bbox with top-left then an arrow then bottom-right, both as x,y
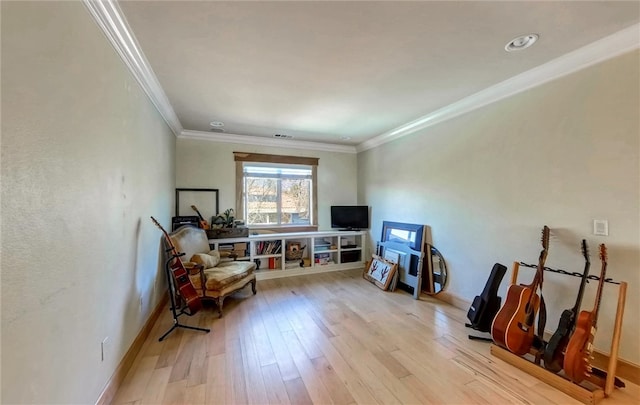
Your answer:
563,243 -> 607,383
150,216 -> 202,315
543,239 -> 590,372
191,205 -> 210,230
491,226 -> 550,355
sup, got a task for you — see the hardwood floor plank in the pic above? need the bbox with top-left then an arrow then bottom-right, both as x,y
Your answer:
239,332 -> 269,405
161,379 -> 187,404
310,355 -> 356,405
205,353 -> 227,405
281,330 -> 334,404
283,377 -> 313,405
111,355 -> 159,405
260,363 -> 292,405
140,366 -> 172,405
184,383 -> 206,404
226,338 -> 248,404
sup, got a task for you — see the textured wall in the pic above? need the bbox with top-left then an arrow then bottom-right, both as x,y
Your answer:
358,51 -> 640,364
1,2 -> 175,403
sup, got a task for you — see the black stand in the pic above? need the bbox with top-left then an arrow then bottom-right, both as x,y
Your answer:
159,251 -> 210,342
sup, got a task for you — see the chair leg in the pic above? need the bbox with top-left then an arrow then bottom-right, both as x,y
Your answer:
251,279 -> 257,295
216,296 -> 225,318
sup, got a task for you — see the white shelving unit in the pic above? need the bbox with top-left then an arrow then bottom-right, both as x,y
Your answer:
208,231 -> 366,280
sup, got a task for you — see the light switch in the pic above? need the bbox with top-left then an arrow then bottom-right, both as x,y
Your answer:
593,220 -> 609,236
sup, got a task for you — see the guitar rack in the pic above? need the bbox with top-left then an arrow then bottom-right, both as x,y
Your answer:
159,251 -> 210,342
490,261 -> 627,405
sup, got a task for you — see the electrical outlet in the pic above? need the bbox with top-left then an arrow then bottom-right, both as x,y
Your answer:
101,337 -> 110,362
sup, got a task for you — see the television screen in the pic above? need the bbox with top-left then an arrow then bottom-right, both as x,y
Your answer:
330,206 -> 369,230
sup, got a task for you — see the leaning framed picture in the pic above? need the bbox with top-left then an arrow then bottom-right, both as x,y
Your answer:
363,255 -> 398,291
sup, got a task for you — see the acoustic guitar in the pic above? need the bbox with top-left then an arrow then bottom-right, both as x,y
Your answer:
191,205 -> 210,230
150,216 -> 202,315
491,226 -> 550,355
563,243 -> 607,383
543,239 -> 590,372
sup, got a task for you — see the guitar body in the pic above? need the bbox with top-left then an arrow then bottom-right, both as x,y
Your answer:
563,310 -> 595,382
544,239 -> 590,373
168,256 -> 202,315
543,309 -> 575,372
491,284 -> 540,355
564,243 -> 607,383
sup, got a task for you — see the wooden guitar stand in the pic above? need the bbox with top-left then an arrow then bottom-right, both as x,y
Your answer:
159,252 -> 210,342
491,262 -> 627,405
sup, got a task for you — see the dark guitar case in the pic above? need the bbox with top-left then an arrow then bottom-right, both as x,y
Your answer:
467,263 -> 507,332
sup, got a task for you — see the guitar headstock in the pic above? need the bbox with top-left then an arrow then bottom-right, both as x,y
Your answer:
150,216 -> 161,229
541,225 -> 550,251
581,239 -> 590,264
599,243 -> 607,263
191,205 -> 198,211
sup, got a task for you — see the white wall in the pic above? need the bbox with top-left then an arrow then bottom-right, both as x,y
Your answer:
1,2 -> 175,403
176,138 -> 358,230
358,51 -> 640,364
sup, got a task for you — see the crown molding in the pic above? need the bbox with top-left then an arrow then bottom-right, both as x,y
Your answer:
180,130 -> 358,154
83,0 -> 183,136
357,23 -> 640,152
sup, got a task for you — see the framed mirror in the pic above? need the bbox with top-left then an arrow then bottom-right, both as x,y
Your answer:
175,188 -> 219,223
380,221 -> 447,296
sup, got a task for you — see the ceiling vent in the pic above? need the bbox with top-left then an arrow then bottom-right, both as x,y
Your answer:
274,134 -> 293,139
209,128 -> 226,133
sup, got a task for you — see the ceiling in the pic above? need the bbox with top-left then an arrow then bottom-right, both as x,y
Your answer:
112,1 -> 640,151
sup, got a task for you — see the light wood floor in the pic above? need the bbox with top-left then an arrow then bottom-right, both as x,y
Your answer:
112,269 -> 639,405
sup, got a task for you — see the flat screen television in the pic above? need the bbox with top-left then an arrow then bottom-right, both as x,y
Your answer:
330,205 -> 369,230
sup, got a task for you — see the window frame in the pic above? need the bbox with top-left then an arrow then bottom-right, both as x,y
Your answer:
235,152 -> 318,232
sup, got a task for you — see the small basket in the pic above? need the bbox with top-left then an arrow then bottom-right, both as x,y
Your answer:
285,246 -> 306,261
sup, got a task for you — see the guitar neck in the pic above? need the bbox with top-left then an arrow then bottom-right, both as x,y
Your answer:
572,240 -> 591,314
592,258 -> 607,328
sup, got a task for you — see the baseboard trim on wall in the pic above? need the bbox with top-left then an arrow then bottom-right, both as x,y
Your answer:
433,290 -> 640,386
95,293 -> 169,405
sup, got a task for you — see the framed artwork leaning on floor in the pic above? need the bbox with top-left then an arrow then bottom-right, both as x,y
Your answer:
363,255 -> 397,291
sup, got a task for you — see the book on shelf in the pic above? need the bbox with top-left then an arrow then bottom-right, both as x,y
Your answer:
268,257 -> 283,270
257,240 -> 282,255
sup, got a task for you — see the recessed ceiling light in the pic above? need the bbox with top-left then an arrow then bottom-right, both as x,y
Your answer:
209,121 -> 224,127
505,34 -> 539,52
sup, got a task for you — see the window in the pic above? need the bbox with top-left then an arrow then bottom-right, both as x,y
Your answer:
234,152 -> 318,229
